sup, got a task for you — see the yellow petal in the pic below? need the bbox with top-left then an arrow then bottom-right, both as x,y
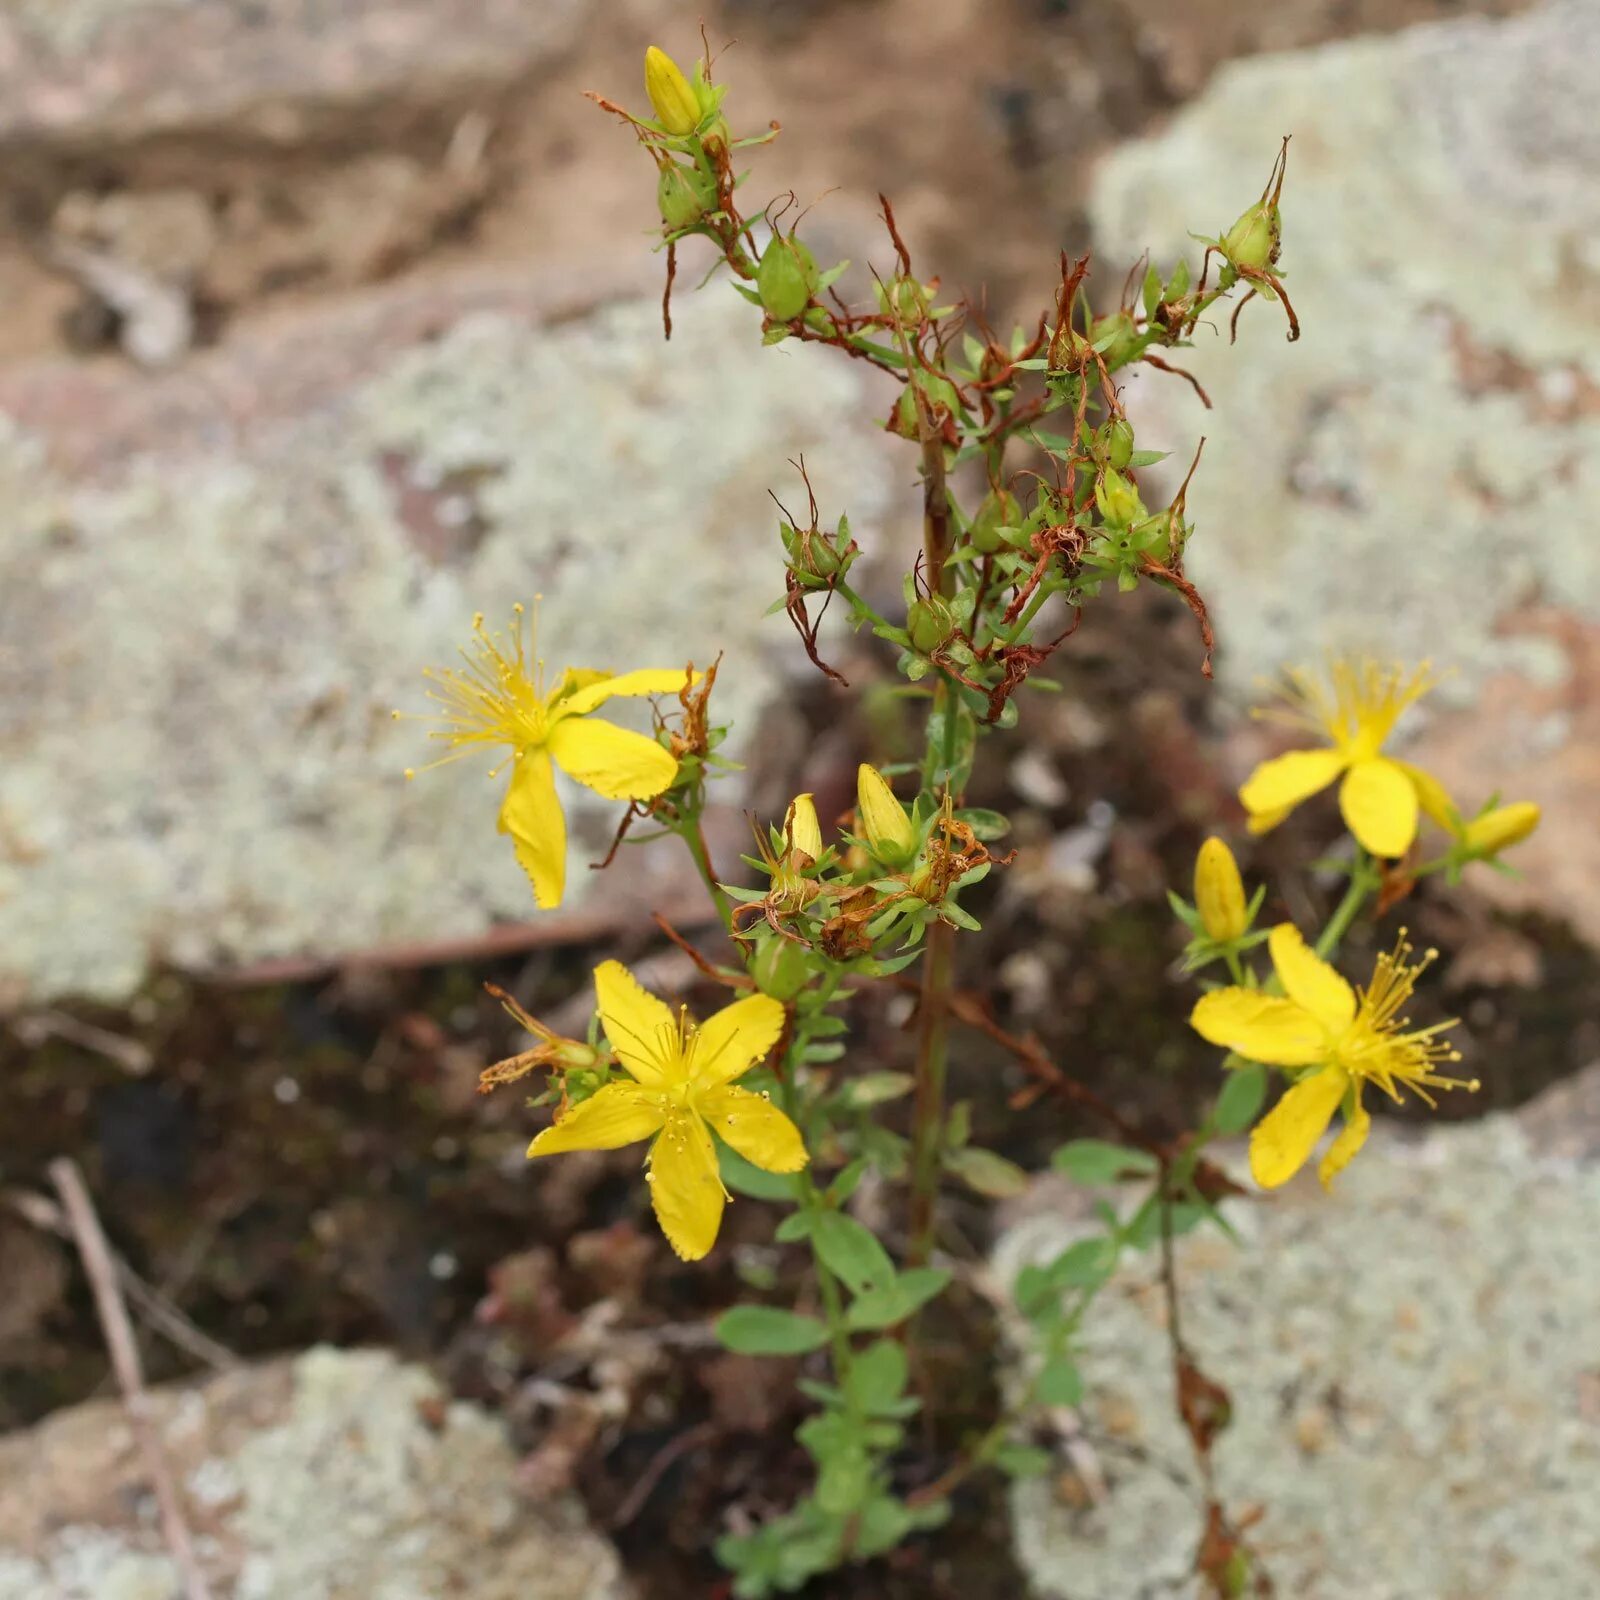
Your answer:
548,666 -> 614,703
498,749 -> 566,909
1393,759 -> 1457,831
1250,1067 -> 1349,1189
1194,836 -> 1248,942
648,1110 -> 724,1260
699,1084 -> 809,1174
1238,747 -> 1345,819
1190,989 -> 1329,1066
784,793 -> 823,862
1317,1089 -> 1371,1189
527,1081 -> 664,1158
559,668 -> 692,717
593,960 -> 677,1087
547,715 -> 679,801
1246,803 -> 1292,836
1339,757 -> 1418,857
690,992 -> 786,1088
1267,923 -> 1355,1032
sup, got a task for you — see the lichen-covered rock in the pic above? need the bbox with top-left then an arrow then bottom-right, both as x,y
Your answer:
998,1089 -> 1600,1599
0,274 -> 899,1003
0,1346 -> 631,1600
1088,0 -> 1600,936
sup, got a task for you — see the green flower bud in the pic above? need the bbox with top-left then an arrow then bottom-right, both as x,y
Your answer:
1094,468 -> 1145,527
757,233 -> 820,322
970,488 -> 1019,555
657,162 -> 715,230
907,594 -> 957,654
752,931 -> 810,1001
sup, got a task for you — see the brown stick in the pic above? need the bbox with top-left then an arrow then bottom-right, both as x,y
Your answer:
49,1158 -> 215,1600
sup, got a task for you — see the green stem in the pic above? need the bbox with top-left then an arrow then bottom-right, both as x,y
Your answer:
1313,858 -> 1377,960
677,809 -> 736,936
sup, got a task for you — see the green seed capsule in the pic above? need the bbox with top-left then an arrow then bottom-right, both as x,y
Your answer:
752,932 -> 810,1001
657,162 -> 716,230
907,595 -> 956,653
970,488 -> 1019,555
1094,467 -> 1145,527
757,234 -> 820,322
1102,418 -> 1135,469
1221,201 -> 1279,271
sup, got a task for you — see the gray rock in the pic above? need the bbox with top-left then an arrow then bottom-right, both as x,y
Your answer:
1087,0 -> 1600,938
998,1080 -> 1600,1600
0,1345 -> 630,1599
0,272 -> 900,1003
0,0 -> 585,142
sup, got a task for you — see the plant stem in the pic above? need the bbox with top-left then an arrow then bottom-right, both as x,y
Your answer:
907,388 -> 960,1268
677,810 -> 736,936
1313,857 -> 1376,960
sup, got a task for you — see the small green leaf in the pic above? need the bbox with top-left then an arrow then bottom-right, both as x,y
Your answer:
842,1071 -> 915,1107
812,1212 -> 897,1294
995,1443 -> 1054,1479
715,1306 -> 830,1356
946,1145 -> 1030,1198
953,807 -> 1011,840
1052,1140 -> 1158,1185
846,1338 -> 910,1415
719,1143 -> 802,1202
1036,1355 -> 1084,1406
846,1268 -> 951,1330
1213,1062 -> 1268,1135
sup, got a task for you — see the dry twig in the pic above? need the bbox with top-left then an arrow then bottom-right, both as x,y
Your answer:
49,1158 -> 215,1600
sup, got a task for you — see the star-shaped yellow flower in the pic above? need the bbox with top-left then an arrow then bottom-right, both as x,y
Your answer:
1191,924 -> 1475,1190
528,962 -> 808,1260
409,607 -> 689,908
1240,661 -> 1450,857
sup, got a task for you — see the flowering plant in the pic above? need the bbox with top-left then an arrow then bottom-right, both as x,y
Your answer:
405,42 -> 1537,1597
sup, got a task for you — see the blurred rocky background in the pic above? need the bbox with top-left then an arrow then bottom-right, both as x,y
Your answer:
1,2 -> 1596,1597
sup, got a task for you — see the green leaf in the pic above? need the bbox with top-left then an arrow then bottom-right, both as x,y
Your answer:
953,807 -> 1011,841
846,1338 -> 910,1415
1141,262 -> 1162,317
841,1071 -> 915,1107
715,1306 -> 830,1356
846,1267 -> 951,1330
775,1211 -> 817,1244
996,1443 -> 1054,1479
1052,1139 -> 1158,1185
719,1143 -> 801,1202
1014,1235 -> 1117,1317
813,1212 -> 896,1294
1036,1355 -> 1083,1406
946,1145 -> 1030,1198
1213,1062 -> 1268,1135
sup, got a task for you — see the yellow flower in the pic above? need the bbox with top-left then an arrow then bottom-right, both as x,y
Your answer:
409,607 -> 689,909
784,792 -> 823,864
1193,836 -> 1248,942
1240,661 -> 1449,857
857,763 -> 916,864
529,962 -> 807,1260
644,45 -> 701,135
1191,924 -> 1475,1190
1460,801 -> 1540,859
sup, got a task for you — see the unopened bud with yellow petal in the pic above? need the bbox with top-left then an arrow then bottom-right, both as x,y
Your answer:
644,45 -> 701,135
1194,836 -> 1248,942
784,792 -> 823,863
1461,801 -> 1540,859
857,763 -> 916,865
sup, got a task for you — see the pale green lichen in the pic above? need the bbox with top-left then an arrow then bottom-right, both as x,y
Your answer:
997,1115 -> 1600,1599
